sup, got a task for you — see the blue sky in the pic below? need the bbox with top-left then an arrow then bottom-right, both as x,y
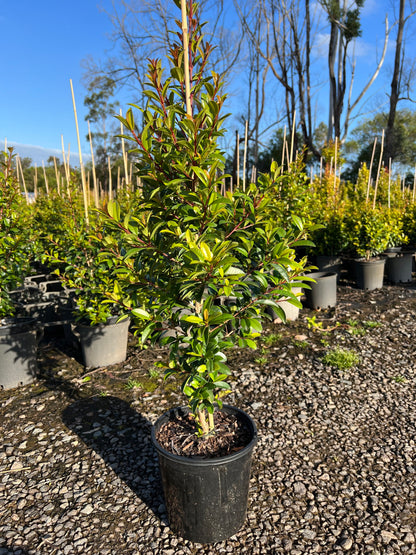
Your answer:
0,0 -> 414,166
0,0 -> 117,163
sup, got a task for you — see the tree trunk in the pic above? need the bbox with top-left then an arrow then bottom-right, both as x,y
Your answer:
384,0 -> 406,163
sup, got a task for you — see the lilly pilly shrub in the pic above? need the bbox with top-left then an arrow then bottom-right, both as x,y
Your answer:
101,1 -> 313,437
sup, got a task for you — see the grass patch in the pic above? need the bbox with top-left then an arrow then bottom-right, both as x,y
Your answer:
262,332 -> 283,346
322,347 -> 359,370
363,320 -> 383,329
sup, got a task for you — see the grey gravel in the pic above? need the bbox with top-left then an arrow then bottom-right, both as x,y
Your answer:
0,283 -> 416,554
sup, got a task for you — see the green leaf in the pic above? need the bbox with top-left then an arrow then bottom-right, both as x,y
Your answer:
131,308 -> 151,319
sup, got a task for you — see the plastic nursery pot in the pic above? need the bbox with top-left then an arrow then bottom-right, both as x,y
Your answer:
354,257 -> 386,291
304,271 -> 337,310
152,405 -> 257,544
0,318 -> 41,390
385,252 -> 414,284
265,287 -> 303,323
315,255 -> 342,283
72,316 -> 130,368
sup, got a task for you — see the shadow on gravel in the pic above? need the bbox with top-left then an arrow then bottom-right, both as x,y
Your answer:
0,547 -> 31,555
62,395 -> 167,525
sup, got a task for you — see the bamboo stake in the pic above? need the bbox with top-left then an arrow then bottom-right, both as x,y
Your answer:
117,166 -> 121,193
130,162 -> 133,191
319,157 -> 323,185
61,135 -> 70,192
119,109 -> 129,189
88,120 -> 99,208
42,161 -> 49,195
16,156 -> 29,203
243,120 -> 248,192
70,79 -> 89,225
289,110 -> 296,165
285,140 -> 290,173
181,0 -> 192,117
413,165 -> 416,202
388,158 -> 391,210
373,129 -> 384,209
367,136 -> 377,203
108,156 -> 113,201
333,137 -> 338,199
281,125 -> 286,173
251,165 -> 256,184
236,130 -> 240,189
53,157 -> 61,195
34,164 -> 38,198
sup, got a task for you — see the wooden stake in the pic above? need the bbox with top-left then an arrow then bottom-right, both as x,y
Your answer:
243,120 -> 248,192
373,129 -> 384,209
120,109 -> 129,189
388,158 -> 391,210
236,130 -> 240,188
53,157 -> 61,195
70,78 -> 89,225
367,136 -> 377,203
333,137 -> 338,199
88,120 -> 99,208
61,135 -> 70,192
281,125 -> 286,172
108,156 -> 113,201
289,110 -> 296,165
413,165 -> 416,202
42,161 -> 49,195
181,0 -> 192,117
34,164 -> 38,198
16,156 -> 29,203
319,157 -> 323,185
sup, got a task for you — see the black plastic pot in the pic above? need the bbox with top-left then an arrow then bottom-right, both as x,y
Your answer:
385,252 -> 413,284
0,318 -> 41,390
354,257 -> 386,290
304,271 -> 337,309
152,405 -> 257,543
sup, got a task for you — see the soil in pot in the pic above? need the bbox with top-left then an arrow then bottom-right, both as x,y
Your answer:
152,405 -> 257,543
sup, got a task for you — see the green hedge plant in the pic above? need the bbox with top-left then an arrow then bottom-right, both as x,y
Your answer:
0,149 -> 32,319
100,2 -> 313,437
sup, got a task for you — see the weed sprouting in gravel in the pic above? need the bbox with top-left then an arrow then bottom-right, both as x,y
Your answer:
262,333 -> 283,347
322,347 -> 360,370
363,320 -> 383,329
391,375 -> 407,383
346,319 -> 366,336
125,379 -> 143,390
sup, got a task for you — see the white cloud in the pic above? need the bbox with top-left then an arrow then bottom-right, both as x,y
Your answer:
0,140 -> 90,167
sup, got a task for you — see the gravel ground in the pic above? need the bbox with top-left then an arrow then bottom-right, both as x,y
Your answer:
0,282 -> 415,555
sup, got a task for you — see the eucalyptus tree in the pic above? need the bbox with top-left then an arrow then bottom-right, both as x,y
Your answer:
384,0 -> 416,164
318,0 -> 389,144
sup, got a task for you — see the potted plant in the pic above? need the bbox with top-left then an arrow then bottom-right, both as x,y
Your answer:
44,208 -> 130,368
0,149 -> 39,389
381,208 -> 413,283
100,1 -> 313,543
344,206 -> 393,290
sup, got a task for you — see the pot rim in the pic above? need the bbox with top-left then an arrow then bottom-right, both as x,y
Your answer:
151,404 -> 257,466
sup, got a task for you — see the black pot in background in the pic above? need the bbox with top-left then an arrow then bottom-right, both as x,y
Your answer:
0,318 -> 41,390
354,257 -> 386,290
385,251 -> 413,284
152,405 -> 257,543
304,271 -> 337,309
